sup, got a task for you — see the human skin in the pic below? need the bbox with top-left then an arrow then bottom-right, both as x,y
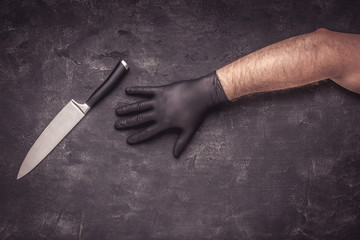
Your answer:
216,28 -> 360,100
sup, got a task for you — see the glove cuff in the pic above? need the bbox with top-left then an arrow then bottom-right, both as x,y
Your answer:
209,71 -> 229,106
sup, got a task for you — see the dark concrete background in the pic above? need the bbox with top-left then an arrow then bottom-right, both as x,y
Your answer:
1,0 -> 360,239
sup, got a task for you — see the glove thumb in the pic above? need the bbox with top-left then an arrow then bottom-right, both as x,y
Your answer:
173,129 -> 194,158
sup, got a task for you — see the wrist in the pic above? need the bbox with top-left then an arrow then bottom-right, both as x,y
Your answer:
199,72 -> 229,106
216,67 -> 236,101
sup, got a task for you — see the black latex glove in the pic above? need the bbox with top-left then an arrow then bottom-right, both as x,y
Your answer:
115,72 -> 229,157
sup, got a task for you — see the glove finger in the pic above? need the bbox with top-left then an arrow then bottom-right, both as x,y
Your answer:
115,111 -> 155,129
116,100 -> 155,116
126,86 -> 161,96
173,128 -> 195,158
127,125 -> 162,144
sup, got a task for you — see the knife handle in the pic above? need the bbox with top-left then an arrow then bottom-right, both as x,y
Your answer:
85,60 -> 129,108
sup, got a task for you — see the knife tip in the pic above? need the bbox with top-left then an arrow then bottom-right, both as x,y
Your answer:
16,173 -> 22,180
16,169 -> 26,180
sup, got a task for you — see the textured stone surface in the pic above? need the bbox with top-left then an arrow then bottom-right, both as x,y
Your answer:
1,0 -> 360,239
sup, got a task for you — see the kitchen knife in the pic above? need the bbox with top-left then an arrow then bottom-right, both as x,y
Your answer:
17,60 -> 129,180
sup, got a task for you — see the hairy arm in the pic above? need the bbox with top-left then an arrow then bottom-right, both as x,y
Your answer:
217,28 -> 360,100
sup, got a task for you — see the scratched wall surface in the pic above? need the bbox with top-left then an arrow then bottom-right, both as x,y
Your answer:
1,0 -> 360,239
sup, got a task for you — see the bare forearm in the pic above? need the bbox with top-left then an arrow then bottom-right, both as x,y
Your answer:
217,29 -> 360,101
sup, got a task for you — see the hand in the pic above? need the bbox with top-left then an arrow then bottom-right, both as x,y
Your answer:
115,72 -> 228,157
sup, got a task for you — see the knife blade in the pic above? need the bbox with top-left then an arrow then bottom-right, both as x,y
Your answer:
17,60 -> 129,180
